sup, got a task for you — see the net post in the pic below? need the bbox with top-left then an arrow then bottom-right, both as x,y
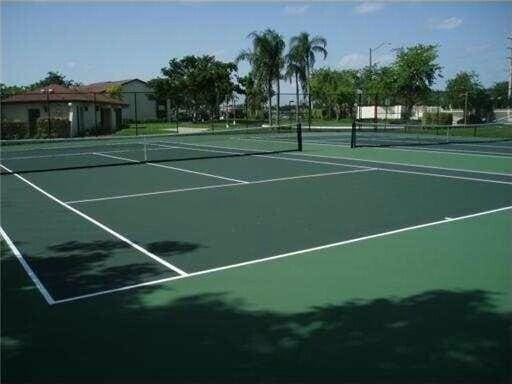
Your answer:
143,135 -> 148,162
351,118 -> 356,148
296,122 -> 303,151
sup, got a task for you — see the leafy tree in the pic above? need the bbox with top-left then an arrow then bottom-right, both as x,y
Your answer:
446,71 -> 494,122
488,81 -> 510,109
105,84 -> 122,99
153,55 -> 237,122
237,72 -> 266,119
30,71 -> 79,89
310,68 -> 358,120
0,83 -> 27,99
392,44 -> 442,119
237,29 -> 285,126
288,32 -> 328,123
284,48 -> 306,122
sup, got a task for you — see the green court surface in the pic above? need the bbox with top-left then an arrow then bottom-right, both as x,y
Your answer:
1,134 -> 511,383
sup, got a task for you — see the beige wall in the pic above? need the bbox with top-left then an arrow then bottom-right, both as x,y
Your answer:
120,80 -> 157,122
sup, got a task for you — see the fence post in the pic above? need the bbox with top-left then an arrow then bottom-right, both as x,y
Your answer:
134,92 -> 138,136
308,92 -> 312,131
93,93 -> 98,134
296,122 -> 302,151
176,108 -> 179,133
46,90 -> 51,137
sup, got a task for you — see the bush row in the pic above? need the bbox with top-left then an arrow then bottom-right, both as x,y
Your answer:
422,112 -> 453,125
1,118 -> 71,140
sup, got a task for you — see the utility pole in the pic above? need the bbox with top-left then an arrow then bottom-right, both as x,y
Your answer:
369,42 -> 391,122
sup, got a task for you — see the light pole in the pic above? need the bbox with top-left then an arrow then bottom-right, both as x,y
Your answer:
369,42 -> 391,122
369,42 -> 391,74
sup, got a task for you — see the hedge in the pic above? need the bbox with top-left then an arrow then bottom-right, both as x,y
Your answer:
422,112 -> 453,126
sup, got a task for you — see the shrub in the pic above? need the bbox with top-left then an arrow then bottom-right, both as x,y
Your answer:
36,118 -> 70,138
1,120 -> 30,140
422,112 -> 452,125
456,114 -> 483,124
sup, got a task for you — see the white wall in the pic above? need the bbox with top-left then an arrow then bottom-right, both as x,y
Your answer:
120,80 -> 157,122
2,102 -> 123,136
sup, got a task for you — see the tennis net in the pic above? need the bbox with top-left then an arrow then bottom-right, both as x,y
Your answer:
0,124 -> 302,174
351,122 -> 512,148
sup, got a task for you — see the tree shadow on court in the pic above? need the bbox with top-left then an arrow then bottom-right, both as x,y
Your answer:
18,239 -> 204,299
2,248 -> 510,384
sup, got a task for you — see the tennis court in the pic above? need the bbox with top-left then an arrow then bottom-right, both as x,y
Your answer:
1,126 -> 512,304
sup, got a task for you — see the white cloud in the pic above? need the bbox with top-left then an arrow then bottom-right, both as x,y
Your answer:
339,53 -> 367,69
354,2 -> 385,14
283,5 -> 309,15
428,17 -> 462,30
66,61 -> 77,69
465,43 -> 492,54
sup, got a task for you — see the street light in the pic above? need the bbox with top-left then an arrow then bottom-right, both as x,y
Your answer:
369,42 -> 391,73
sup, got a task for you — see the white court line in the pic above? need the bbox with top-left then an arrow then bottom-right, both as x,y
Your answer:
288,151 -> 512,177
53,204 -> 512,304
456,142 -> 512,150
265,153 -> 512,185
0,164 -> 188,277
377,168 -> 512,185
155,139 -> 372,169
95,152 -> 248,184
0,226 -> 56,305
382,146 -> 512,159
66,168 -> 377,204
242,135 -> 512,158
169,138 -> 512,179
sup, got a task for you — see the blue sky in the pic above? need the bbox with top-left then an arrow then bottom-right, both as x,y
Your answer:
2,1 -> 511,92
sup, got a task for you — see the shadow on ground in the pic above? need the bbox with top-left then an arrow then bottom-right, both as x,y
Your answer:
21,239 -> 204,299
1,242 -> 511,384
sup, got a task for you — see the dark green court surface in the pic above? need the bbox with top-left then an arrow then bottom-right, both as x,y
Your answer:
1,140 -> 511,383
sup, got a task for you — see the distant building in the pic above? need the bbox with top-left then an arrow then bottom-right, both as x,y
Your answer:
78,79 -> 157,122
1,84 -> 127,137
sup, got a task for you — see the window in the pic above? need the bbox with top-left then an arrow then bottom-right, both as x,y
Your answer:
43,106 -> 48,112
84,106 -> 88,111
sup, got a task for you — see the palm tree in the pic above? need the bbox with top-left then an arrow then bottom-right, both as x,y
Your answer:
288,32 -> 328,127
236,29 -> 285,127
284,49 -> 306,123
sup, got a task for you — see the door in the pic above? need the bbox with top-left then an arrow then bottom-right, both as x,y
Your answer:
100,108 -> 112,133
28,108 -> 40,136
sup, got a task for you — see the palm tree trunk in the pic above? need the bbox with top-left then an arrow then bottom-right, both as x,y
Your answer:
295,73 -> 300,123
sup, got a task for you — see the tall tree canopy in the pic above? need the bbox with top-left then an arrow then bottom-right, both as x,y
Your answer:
310,68 -> 358,120
446,71 -> 494,122
30,71 -> 79,89
237,29 -> 285,125
236,72 -> 266,119
392,44 -> 442,118
151,55 -> 237,121
488,81 -> 510,109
